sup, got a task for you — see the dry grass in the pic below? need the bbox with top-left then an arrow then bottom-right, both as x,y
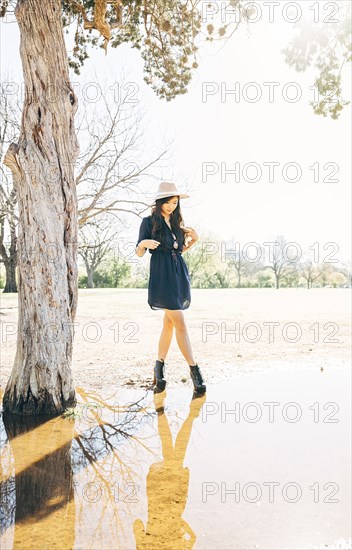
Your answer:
0,288 -> 350,391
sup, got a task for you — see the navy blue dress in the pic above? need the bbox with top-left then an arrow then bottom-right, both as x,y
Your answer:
136,215 -> 191,310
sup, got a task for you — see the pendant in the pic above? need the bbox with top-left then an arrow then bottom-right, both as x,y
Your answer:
172,232 -> 179,249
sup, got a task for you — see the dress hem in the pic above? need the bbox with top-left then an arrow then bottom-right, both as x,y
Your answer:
149,302 -> 191,311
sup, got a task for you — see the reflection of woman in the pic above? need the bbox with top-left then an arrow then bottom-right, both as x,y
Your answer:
135,181 -> 206,396
133,392 -> 206,550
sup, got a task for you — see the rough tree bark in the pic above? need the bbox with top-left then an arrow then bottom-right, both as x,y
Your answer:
2,0 -> 80,415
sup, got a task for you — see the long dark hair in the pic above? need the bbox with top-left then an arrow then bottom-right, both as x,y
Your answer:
150,196 -> 186,246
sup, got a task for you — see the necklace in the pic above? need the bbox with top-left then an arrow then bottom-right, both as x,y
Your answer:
163,218 -> 178,249
171,232 -> 179,249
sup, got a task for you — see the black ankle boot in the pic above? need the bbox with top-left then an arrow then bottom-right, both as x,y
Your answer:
189,364 -> 206,394
153,359 -> 166,393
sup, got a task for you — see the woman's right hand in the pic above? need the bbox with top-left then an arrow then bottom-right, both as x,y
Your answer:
142,239 -> 161,250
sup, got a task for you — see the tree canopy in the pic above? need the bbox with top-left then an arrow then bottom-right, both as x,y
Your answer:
61,0 -> 202,100
1,0 -> 351,114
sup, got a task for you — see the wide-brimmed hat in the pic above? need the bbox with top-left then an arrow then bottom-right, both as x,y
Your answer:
150,181 -> 190,205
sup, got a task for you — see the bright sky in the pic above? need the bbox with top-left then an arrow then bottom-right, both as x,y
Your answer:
1,0 -> 351,261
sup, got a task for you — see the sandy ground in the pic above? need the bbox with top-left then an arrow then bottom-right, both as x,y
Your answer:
0,288 -> 350,393
0,290 -> 350,549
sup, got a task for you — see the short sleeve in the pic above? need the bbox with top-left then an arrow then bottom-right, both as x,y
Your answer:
136,216 -> 151,247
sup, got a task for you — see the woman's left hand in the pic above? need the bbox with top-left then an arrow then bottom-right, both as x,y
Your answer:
184,227 -> 198,241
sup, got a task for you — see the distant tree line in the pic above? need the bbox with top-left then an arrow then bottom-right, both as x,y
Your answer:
1,231 -> 350,290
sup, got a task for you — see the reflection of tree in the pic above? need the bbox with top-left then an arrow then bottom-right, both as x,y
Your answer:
0,421 -> 16,534
1,413 -> 76,550
1,387 -> 204,549
71,387 -> 160,547
133,392 -> 206,550
0,387 -> 157,550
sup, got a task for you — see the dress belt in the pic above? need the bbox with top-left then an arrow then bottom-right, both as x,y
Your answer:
171,248 -> 181,272
153,246 -> 182,254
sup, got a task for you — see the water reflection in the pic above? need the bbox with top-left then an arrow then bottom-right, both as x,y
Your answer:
133,392 -> 206,549
0,386 -> 205,550
2,370 -> 348,549
1,413 -> 76,549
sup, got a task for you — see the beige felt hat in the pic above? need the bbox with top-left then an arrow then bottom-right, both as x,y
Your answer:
150,181 -> 190,205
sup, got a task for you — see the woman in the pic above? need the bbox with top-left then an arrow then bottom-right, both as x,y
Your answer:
135,181 -> 206,396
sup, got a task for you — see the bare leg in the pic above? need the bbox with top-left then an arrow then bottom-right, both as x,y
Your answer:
163,309 -> 196,365
157,311 -> 174,362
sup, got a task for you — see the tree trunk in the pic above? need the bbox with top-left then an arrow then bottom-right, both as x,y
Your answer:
3,223 -> 18,292
275,274 -> 280,289
1,219 -> 18,292
3,259 -> 18,293
2,0 -> 80,415
87,267 -> 95,288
